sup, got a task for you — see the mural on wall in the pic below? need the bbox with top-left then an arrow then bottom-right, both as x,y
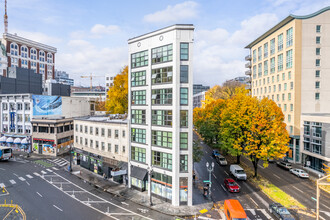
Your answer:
33,143 -> 38,153
43,144 -> 55,154
32,95 -> 62,116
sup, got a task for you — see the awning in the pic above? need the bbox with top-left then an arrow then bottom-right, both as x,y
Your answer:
130,166 -> 148,180
6,137 -> 14,143
14,138 -> 21,144
21,138 -> 28,144
0,136 -> 7,143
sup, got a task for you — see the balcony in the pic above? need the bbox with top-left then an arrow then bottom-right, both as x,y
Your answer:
245,55 -> 251,61
245,62 -> 251,68
245,70 -> 251,76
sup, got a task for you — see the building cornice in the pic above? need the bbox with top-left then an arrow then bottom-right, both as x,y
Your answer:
3,33 -> 57,53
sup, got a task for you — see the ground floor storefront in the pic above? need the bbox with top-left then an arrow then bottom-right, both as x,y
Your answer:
76,149 -> 127,184
301,153 -> 330,174
0,134 -> 31,152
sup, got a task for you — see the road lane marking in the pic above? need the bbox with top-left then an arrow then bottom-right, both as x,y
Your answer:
212,173 -> 217,179
246,208 -> 256,215
52,167 -> 59,170
258,164 -> 265,169
321,204 -> 330,211
224,171 -> 229,176
0,168 -> 5,171
26,181 -> 30,186
0,183 -> 5,188
37,192 -> 43,197
121,202 -> 129,206
13,173 -> 19,177
249,198 -> 258,207
53,205 -> 63,212
46,169 -> 53,172
221,184 -> 227,192
33,172 -> 40,176
292,185 -> 304,194
258,209 -> 273,219
243,182 -> 269,208
9,180 -> 16,184
26,175 -> 33,179
18,177 -> 26,181
273,174 -> 281,179
41,170 -> 47,174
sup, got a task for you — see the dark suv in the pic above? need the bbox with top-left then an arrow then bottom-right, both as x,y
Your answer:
276,161 -> 292,170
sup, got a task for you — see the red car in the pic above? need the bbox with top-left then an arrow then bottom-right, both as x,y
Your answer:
224,178 -> 240,193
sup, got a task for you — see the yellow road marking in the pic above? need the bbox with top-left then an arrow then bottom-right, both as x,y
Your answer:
199,209 -> 208,214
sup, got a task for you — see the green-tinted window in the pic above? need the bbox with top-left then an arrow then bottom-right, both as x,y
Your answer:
131,71 -> 146,87
152,151 -> 172,170
131,128 -> 146,144
131,90 -> 146,105
131,109 -> 146,124
131,146 -> 146,163
152,110 -> 172,126
152,44 -> 173,64
152,66 -> 172,84
180,43 -> 189,60
151,89 -> 172,105
152,130 -> 172,148
180,110 -> 188,127
180,132 -> 188,149
131,50 -> 148,68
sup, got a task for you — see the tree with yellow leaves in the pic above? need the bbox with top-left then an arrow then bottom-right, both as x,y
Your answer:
105,66 -> 128,114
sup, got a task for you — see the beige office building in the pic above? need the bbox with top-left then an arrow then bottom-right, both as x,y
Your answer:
245,7 -> 330,164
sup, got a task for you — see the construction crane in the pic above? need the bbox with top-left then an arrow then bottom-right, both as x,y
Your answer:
80,73 -> 103,90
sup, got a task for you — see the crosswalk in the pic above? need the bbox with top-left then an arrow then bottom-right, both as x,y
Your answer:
47,158 -> 69,167
220,209 -> 273,220
0,167 -> 58,188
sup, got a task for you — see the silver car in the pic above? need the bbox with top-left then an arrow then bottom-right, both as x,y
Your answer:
290,168 -> 309,178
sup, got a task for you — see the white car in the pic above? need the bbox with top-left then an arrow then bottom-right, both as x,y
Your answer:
290,168 -> 309,178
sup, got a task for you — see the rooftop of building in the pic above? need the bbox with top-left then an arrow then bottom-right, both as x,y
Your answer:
3,32 -> 57,53
245,6 -> 330,49
31,117 -> 73,124
128,24 -> 194,43
74,114 -> 128,124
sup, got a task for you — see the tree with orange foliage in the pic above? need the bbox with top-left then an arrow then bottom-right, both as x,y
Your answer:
105,66 -> 128,114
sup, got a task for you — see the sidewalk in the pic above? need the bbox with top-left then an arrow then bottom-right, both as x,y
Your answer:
71,164 -> 216,218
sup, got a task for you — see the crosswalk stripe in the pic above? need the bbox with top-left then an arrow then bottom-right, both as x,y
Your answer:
246,209 -> 256,215
58,162 -> 68,166
18,177 -> 25,181
52,167 -> 59,170
9,180 -> 16,184
53,159 -> 61,162
0,183 -> 5,188
26,175 -> 33,179
46,169 -> 53,172
258,209 -> 273,219
321,211 -> 330,217
33,172 -> 40,176
41,170 -> 47,174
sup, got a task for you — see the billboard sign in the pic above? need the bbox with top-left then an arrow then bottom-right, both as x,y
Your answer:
32,95 -> 62,116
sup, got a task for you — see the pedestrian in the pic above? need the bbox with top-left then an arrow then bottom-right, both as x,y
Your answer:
103,173 -> 106,180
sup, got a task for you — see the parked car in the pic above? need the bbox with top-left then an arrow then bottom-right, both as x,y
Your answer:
216,155 -> 228,165
230,164 -> 247,180
290,168 -> 309,178
276,161 -> 292,170
269,203 -> 295,220
224,178 -> 240,193
212,149 -> 220,158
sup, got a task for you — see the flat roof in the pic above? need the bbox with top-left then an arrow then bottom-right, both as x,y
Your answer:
245,6 -> 330,49
75,115 -> 127,124
128,24 -> 194,44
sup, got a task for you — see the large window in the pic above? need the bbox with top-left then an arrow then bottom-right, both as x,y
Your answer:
131,50 -> 148,68
278,34 -> 283,51
253,65 -> 256,78
180,155 -> 188,172
264,42 -> 268,58
264,60 -> 268,76
316,36 -> 321,44
151,89 -> 172,105
258,63 -> 262,77
152,130 -> 172,148
180,110 -> 188,127
258,46 -> 262,61
286,49 -> 293,69
270,38 -> 275,55
270,57 -> 275,73
131,128 -> 146,144
131,71 -> 146,87
180,43 -> 189,60
152,44 -> 173,64
152,66 -> 173,84
286,28 -> 293,47
180,88 -> 188,105
152,110 -> 172,126
180,132 -> 188,149
131,109 -> 146,124
277,54 -> 283,71
253,50 -> 256,63
131,146 -> 146,163
180,65 -> 188,83
316,25 -> 321,33
131,90 -> 146,105
152,151 -> 172,170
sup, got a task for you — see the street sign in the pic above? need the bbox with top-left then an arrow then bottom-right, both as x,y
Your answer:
311,197 -> 317,202
203,180 -> 210,183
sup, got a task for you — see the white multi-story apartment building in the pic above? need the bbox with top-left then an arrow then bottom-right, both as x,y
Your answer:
105,74 -> 115,98
128,24 -> 194,206
74,115 -> 128,183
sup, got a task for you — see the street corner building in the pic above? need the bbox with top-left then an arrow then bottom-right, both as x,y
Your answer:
127,24 -> 194,206
245,6 -> 330,174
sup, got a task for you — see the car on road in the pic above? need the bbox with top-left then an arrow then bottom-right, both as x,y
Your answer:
212,149 -> 220,158
224,178 -> 240,192
269,203 -> 295,220
230,164 -> 247,180
276,161 -> 292,170
216,155 -> 227,165
289,168 -> 309,178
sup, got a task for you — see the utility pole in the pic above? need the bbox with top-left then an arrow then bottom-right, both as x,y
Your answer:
316,174 -> 330,220
148,166 -> 153,206
4,0 -> 8,34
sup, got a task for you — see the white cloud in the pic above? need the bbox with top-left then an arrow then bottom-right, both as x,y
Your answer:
10,29 -> 62,45
90,24 -> 120,37
144,1 -> 198,23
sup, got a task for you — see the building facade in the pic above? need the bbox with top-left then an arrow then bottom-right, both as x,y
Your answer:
193,84 -> 210,95
1,33 -> 57,84
245,7 -> 330,164
54,70 -> 74,86
128,24 -> 194,206
105,75 -> 115,98
74,115 -> 128,183
193,91 -> 206,109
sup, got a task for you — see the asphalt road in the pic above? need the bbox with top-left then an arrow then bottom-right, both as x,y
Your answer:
0,158 -> 170,220
240,156 -> 330,220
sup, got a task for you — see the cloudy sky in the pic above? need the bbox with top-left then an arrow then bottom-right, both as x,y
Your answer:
4,0 -> 330,87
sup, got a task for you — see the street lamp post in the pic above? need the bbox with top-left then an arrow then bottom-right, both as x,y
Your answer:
69,145 -> 73,172
206,162 -> 215,198
148,166 -> 153,206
